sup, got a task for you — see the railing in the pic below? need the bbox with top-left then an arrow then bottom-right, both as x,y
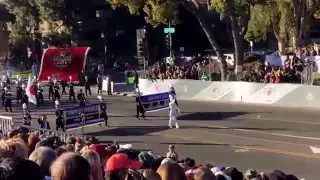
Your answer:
20,125 -> 84,142
0,116 -> 14,135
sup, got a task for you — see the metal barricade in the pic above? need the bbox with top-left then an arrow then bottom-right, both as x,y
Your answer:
20,125 -> 83,142
301,62 -> 314,85
0,116 -> 14,136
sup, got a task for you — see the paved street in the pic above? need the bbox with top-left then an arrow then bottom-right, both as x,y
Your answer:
1,85 -> 320,179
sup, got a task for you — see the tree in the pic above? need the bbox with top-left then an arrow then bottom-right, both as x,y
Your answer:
108,0 -> 228,80
3,0 -> 40,45
246,0 -> 320,55
210,0 -> 253,73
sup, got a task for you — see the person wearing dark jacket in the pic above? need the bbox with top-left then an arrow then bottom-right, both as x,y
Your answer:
84,76 -> 91,96
55,101 -> 65,132
135,88 -> 145,120
48,76 -> 54,100
37,115 -> 50,134
77,89 -> 86,106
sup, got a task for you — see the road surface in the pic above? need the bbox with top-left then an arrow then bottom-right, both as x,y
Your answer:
1,85 -> 319,179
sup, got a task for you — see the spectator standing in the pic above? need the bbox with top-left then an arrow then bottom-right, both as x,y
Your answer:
37,115 -> 50,131
81,150 -> 104,180
166,145 -> 179,161
50,152 -> 91,180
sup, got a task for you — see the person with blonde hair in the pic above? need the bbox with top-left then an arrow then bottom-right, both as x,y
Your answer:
82,150 -> 104,180
29,146 -> 57,177
50,152 -> 91,180
6,137 -> 28,159
157,162 -> 187,180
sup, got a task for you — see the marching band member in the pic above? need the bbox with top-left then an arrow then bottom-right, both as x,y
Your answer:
55,100 -> 65,132
21,88 -> 29,106
4,87 -> 12,112
37,82 -> 44,106
60,78 -> 67,95
77,89 -> 86,106
21,103 -> 32,133
135,88 -> 145,120
54,79 -> 60,102
169,86 -> 180,113
48,76 -> 54,100
16,77 -> 23,104
168,92 -> 180,129
68,76 -> 76,103
84,76 -> 91,96
96,74 -> 103,95
98,95 -> 108,127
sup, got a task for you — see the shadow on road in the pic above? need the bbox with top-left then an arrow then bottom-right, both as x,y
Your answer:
177,112 -> 267,121
85,126 -> 169,137
196,126 -> 290,131
159,142 -> 258,147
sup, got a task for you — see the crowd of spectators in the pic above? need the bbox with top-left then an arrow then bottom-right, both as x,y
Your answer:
0,128 -> 302,180
146,53 -> 313,84
148,59 -> 210,81
239,54 -> 310,83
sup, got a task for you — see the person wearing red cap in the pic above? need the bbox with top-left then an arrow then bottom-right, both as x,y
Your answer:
105,153 -> 143,173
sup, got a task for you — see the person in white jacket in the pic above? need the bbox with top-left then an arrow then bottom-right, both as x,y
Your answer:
169,93 -> 179,129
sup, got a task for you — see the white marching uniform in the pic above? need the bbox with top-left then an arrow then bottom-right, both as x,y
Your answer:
169,94 -> 179,128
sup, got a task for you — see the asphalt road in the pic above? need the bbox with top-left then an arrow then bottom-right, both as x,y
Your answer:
1,85 -> 320,179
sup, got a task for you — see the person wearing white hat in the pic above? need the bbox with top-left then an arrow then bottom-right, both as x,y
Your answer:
55,101 -> 65,132
168,92 -> 179,129
98,95 -> 108,126
135,88 -> 145,120
4,87 -> 12,112
48,76 -> 54,100
84,76 -> 91,96
68,77 -> 76,103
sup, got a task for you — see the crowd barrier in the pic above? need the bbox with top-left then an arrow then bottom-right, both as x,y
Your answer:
0,116 -> 13,135
139,79 -> 320,109
20,125 -> 83,142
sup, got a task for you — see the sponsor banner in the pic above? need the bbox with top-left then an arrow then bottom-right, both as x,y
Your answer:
61,103 -> 106,129
139,92 -> 170,112
245,84 -> 299,104
38,47 -> 90,82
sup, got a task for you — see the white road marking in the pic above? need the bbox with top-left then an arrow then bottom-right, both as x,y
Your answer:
310,146 -> 320,153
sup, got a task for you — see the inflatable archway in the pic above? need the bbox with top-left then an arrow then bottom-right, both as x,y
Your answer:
38,47 -> 90,82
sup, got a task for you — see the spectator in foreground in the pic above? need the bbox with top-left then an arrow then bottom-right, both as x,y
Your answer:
50,152 -> 91,180
104,153 -> 143,180
166,144 -> 179,161
28,134 -> 40,155
6,137 -> 28,159
29,146 -> 57,177
81,150 -> 104,180
0,157 -> 44,180
157,162 -> 187,180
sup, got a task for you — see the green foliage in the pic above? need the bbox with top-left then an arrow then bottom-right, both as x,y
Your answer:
108,0 -> 179,25
245,3 -> 272,42
35,0 -> 64,21
4,0 -> 40,45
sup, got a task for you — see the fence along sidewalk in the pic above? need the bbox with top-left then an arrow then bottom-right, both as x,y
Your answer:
0,116 -> 13,136
20,125 -> 84,142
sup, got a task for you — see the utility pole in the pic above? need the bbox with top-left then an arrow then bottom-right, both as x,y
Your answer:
169,22 -> 172,58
